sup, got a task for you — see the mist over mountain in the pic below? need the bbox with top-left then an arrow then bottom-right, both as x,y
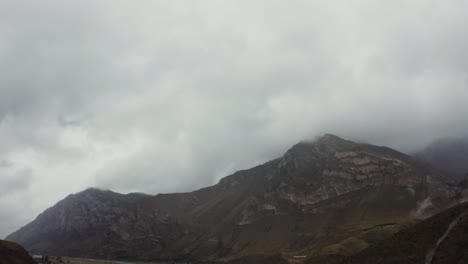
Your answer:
416,136 -> 468,179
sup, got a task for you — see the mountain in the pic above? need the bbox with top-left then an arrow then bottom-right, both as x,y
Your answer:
6,134 -> 465,262
6,188 -> 149,259
305,201 -> 468,264
0,240 -> 36,264
416,136 -> 468,179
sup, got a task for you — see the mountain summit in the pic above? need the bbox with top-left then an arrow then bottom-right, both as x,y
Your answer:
6,134 -> 465,262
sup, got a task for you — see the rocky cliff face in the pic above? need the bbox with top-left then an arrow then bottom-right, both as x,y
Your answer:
269,135 -> 454,210
6,134 -> 465,262
6,189 -> 149,258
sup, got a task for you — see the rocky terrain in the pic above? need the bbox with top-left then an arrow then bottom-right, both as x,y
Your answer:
0,239 -> 36,264
6,134 -> 467,263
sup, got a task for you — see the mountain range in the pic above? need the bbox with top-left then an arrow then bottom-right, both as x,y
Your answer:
5,134 -> 468,263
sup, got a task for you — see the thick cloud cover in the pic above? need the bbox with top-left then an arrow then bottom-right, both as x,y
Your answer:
1,0 -> 468,238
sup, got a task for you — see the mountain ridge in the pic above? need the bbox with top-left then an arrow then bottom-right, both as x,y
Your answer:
6,134 -> 466,262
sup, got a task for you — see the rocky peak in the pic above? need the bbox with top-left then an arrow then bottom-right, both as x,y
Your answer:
316,133 -> 355,146
6,187 -> 148,249
278,134 -> 360,176
284,134 -> 359,158
70,188 -> 111,201
69,188 -> 148,205
271,134 -> 461,211
77,187 -> 108,195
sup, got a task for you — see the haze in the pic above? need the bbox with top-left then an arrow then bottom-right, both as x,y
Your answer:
1,1 -> 468,238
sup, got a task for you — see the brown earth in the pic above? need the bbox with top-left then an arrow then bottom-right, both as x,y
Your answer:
0,239 -> 36,264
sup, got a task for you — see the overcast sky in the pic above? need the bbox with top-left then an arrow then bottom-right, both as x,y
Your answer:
1,0 -> 468,238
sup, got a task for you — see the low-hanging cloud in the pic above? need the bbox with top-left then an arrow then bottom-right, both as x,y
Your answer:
0,0 -> 468,238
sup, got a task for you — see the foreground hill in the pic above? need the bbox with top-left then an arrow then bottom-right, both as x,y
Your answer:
306,201 -> 468,264
347,201 -> 468,264
6,134 -> 466,262
0,240 -> 36,264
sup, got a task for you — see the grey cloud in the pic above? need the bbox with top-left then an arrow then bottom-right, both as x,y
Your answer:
0,160 -> 12,168
0,167 -> 31,196
1,0 -> 468,238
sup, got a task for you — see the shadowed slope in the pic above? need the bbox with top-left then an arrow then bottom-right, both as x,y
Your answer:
0,240 -> 36,264
307,202 -> 468,264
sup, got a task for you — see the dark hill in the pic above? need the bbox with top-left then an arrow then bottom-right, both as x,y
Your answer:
0,240 -> 36,264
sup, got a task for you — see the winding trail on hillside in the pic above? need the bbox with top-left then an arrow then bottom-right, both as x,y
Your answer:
425,209 -> 467,264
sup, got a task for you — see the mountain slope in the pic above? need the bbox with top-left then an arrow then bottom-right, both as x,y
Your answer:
306,201 -> 468,264
6,188 -> 149,258
6,134 -> 464,262
0,240 -> 36,264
